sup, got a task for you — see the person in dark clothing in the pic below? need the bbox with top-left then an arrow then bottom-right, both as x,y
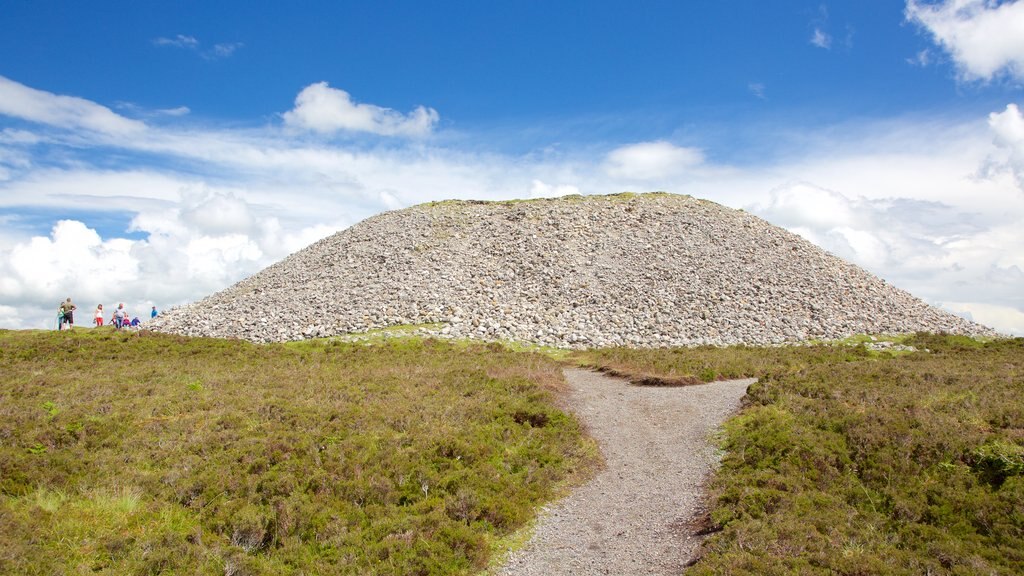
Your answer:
59,298 -> 76,330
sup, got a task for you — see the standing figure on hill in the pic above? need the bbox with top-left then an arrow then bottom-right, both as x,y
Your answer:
114,303 -> 128,329
59,298 -> 76,330
95,304 -> 104,327
151,306 -> 158,319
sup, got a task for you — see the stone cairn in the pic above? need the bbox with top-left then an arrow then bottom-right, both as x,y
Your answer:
149,193 -> 997,348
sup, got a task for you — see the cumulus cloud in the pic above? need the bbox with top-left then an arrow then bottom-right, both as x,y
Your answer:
988,103 -> 1024,189
604,141 -> 704,180
0,180 -> 344,330
747,181 -> 1024,334
0,220 -> 137,302
282,82 -> 439,137
0,75 -> 145,136
179,189 -> 258,235
906,0 -> 1024,81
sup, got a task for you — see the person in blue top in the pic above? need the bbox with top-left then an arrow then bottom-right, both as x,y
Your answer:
151,306 -> 158,319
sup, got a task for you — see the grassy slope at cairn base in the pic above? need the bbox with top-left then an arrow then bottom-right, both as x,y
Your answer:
0,329 -> 598,575
575,335 -> 1024,575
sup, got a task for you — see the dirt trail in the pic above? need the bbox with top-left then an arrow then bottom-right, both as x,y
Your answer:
498,368 -> 754,575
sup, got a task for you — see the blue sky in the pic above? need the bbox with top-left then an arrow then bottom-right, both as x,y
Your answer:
2,0 -> 1024,334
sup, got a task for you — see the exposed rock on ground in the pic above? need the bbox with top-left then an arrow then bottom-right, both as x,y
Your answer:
150,193 -> 996,347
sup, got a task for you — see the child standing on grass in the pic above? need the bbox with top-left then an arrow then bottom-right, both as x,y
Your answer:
95,304 -> 104,327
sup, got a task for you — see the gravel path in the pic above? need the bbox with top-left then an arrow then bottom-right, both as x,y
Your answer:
497,368 -> 754,575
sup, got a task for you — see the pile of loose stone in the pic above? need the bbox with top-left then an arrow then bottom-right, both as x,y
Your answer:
149,193 -> 997,348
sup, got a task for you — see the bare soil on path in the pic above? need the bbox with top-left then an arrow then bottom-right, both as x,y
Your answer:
497,368 -> 754,575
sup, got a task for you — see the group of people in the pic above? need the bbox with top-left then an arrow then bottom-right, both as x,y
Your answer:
57,297 -> 158,330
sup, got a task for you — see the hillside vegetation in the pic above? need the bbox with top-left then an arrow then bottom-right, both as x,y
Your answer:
0,329 -> 598,575
5,328 -> 1021,575
576,335 -> 1024,575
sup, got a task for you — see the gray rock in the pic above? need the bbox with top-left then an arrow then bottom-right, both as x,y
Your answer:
149,193 -> 999,347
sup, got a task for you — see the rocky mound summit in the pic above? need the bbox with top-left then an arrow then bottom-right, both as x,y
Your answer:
150,193 -> 996,347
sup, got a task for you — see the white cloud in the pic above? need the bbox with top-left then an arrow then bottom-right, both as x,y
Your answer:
179,189 -> 258,235
988,103 -> 1024,189
529,179 -> 580,198
906,0 -> 1024,81
0,75 -> 145,136
604,141 -> 704,180
811,28 -> 832,49
0,220 -> 138,303
0,304 -> 20,327
1,77 -> 1022,335
753,182 -> 860,229
939,300 -> 1024,334
748,82 -> 766,99
747,180 -> 1024,335
282,82 -> 439,137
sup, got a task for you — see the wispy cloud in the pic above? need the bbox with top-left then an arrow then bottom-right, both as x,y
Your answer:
811,27 -> 832,49
748,82 -> 767,99
907,48 -> 931,67
0,76 -> 145,136
152,34 -> 243,60
157,106 -> 190,117
153,34 -> 199,49
210,43 -> 244,59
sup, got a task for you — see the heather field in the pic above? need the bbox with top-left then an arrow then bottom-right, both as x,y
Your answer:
576,334 -> 1024,575
3,329 -> 1022,575
0,329 -> 598,575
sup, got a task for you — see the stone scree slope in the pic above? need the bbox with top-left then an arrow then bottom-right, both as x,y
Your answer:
149,193 -> 996,347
